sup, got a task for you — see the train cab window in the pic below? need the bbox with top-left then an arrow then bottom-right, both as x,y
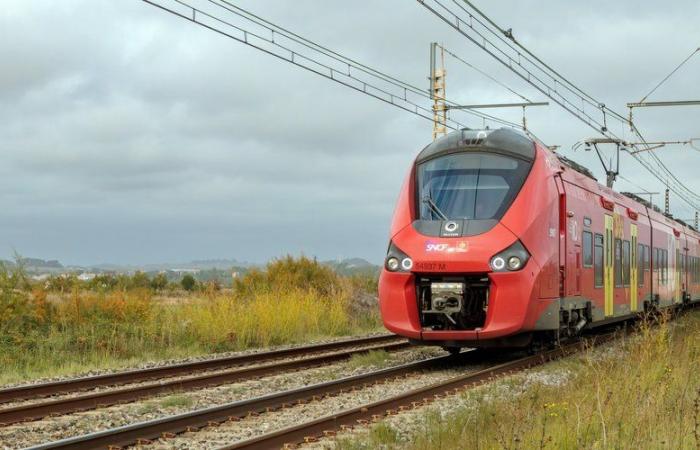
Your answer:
594,234 -> 604,287
416,152 -> 532,221
622,240 -> 631,286
614,239 -> 622,287
582,231 -> 593,267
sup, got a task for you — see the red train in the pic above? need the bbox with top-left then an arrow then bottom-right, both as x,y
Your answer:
379,128 -> 700,350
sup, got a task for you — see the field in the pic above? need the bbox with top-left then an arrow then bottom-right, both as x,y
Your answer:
338,311 -> 700,450
0,256 -> 381,385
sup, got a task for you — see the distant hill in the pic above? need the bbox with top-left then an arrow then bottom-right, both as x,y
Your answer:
2,255 -> 378,277
323,258 -> 380,277
1,257 -> 66,273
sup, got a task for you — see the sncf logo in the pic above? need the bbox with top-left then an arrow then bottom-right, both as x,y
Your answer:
425,241 -> 469,253
426,243 -> 449,252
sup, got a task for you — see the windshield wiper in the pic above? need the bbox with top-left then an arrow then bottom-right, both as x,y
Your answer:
422,194 -> 448,220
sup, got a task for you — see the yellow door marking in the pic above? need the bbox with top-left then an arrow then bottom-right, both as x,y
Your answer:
604,214 -> 614,317
675,243 -> 682,304
631,224 -> 638,312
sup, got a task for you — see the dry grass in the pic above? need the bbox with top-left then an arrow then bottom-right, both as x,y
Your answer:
0,257 -> 381,385
339,311 -> 700,450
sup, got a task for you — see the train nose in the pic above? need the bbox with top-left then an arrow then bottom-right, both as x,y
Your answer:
385,221 -> 520,274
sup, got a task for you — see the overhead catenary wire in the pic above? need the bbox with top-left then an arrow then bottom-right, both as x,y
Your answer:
438,44 -> 532,103
143,0 -> 522,131
638,46 -> 700,103
207,0 -> 523,129
417,0 -> 700,212
418,0 -> 620,134
617,173 -> 655,196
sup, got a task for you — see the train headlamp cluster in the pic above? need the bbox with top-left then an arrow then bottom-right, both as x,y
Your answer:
490,240 -> 530,272
385,242 -> 413,273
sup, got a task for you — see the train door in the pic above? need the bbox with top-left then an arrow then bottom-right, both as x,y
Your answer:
631,224 -> 638,312
567,216 -> 581,297
675,242 -> 682,304
604,215 -> 614,316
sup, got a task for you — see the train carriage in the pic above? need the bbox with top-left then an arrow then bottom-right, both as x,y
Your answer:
379,127 -> 700,349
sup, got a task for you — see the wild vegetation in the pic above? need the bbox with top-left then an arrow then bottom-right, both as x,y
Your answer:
0,256 -> 380,385
339,311 -> 700,450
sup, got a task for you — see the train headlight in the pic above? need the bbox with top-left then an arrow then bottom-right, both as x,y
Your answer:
385,242 -> 412,273
490,240 -> 530,272
507,256 -> 522,270
491,256 -> 506,271
386,257 -> 400,272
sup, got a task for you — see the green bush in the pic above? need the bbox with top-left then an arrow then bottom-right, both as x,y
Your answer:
181,274 -> 197,292
234,255 -> 342,297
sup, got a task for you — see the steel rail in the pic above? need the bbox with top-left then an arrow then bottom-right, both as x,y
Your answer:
222,334 -> 617,450
0,341 -> 409,425
0,334 -> 399,404
25,352 -> 478,450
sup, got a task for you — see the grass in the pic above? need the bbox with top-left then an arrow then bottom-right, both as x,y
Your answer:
0,257 -> 382,385
159,394 -> 194,409
337,311 -> 700,450
348,349 -> 392,369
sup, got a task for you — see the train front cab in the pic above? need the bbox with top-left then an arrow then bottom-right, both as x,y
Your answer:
379,128 -> 563,348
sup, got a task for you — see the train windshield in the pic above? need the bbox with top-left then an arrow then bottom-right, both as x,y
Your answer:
417,152 -> 531,221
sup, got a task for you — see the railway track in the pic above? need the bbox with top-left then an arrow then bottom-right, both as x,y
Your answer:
24,352 -> 469,450
224,336 -> 614,450
0,334 -> 400,405
24,333 -> 617,450
0,336 -> 408,425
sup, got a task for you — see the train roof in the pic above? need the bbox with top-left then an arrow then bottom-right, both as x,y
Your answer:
416,128 -> 535,163
416,127 -> 699,240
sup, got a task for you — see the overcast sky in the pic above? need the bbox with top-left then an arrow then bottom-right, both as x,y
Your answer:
1,0 -> 698,266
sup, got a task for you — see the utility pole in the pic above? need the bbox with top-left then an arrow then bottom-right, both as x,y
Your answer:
430,43 -> 447,140
429,42 -> 549,136
665,188 -> 670,215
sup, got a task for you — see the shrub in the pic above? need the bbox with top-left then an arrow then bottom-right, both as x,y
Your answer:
181,274 -> 197,292
234,255 -> 342,297
150,273 -> 169,292
0,257 -> 383,384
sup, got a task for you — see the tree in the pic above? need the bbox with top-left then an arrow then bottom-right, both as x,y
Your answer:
150,273 -> 168,292
129,271 -> 151,290
181,274 -> 197,292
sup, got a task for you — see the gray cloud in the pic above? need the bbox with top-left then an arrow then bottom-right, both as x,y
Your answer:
0,0 -> 698,265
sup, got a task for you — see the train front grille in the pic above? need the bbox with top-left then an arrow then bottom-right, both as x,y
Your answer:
416,274 -> 489,330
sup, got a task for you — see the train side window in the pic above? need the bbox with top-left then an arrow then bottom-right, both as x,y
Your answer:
614,239 -> 622,287
662,249 -> 668,285
653,248 -> 659,273
644,245 -> 650,271
582,231 -> 593,267
692,257 -> 695,283
594,234 -> 604,288
622,240 -> 630,286
637,243 -> 644,287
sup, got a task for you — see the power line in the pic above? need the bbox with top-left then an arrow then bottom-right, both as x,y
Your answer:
143,0 -> 522,131
417,0 -> 700,212
438,44 -> 532,102
638,47 -> 700,103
